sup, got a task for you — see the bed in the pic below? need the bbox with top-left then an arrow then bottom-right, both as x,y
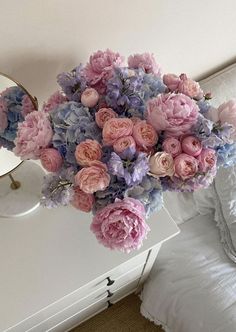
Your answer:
140,63 -> 236,332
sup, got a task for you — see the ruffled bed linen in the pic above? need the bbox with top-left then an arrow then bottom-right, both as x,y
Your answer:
140,213 -> 236,332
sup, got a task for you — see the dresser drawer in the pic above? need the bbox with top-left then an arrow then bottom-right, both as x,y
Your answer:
110,278 -> 140,305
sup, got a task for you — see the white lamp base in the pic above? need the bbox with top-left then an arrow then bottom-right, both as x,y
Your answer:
0,161 -> 45,218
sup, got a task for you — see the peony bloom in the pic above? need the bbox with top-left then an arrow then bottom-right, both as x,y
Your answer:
95,107 -> 118,128
217,100 -> 236,140
40,148 -> 63,172
103,118 -> 133,146
13,111 -> 53,159
133,120 -> 158,150
81,88 -> 99,108
91,197 -> 150,252
162,137 -> 182,157
83,49 -> 124,94
181,136 -> 202,157
178,74 -> 203,100
149,152 -> 175,178
42,91 -> 67,113
146,93 -> 199,137
128,53 -> 162,76
174,153 -> 198,180
197,148 -> 216,172
71,187 -> 94,212
75,161 -> 110,194
75,139 -> 102,166
113,136 -> 136,155
163,74 -> 180,91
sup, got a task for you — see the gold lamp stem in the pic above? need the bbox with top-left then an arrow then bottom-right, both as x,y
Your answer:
8,173 -> 21,190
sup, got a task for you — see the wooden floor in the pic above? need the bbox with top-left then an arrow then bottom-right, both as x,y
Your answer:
71,293 -> 164,332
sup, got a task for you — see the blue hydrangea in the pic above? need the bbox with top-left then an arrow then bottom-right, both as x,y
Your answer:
197,99 -> 211,114
216,143 -> 236,167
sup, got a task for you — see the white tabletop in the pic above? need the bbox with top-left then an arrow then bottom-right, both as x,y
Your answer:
0,204 -> 179,331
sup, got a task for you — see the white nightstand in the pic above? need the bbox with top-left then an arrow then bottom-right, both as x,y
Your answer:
0,205 -> 179,332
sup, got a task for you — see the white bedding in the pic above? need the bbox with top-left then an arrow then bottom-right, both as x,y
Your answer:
140,214 -> 236,332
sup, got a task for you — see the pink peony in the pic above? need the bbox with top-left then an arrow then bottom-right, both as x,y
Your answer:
113,136 -> 136,154
163,74 -> 180,91
217,100 -> 236,140
71,187 -> 94,212
174,153 -> 198,180
103,118 -> 133,146
197,148 -> 216,172
75,161 -> 110,194
128,53 -> 162,76
178,74 -> 203,99
13,111 -> 53,160
95,107 -> 118,128
162,137 -> 182,157
146,93 -> 199,137
75,139 -> 102,166
83,49 -> 124,94
0,98 -> 7,133
91,197 -> 149,252
181,136 -> 202,157
81,88 -> 99,108
40,148 -> 63,172
133,120 -> 158,150
22,95 -> 36,117
149,152 -> 175,178
42,91 -> 67,113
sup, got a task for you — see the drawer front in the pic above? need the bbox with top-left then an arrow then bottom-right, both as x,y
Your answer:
110,278 -> 140,305
110,264 -> 144,293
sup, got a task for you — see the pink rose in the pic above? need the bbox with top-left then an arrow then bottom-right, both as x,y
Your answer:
113,136 -> 136,154
13,111 -> 53,160
128,53 -> 162,76
81,88 -> 99,108
91,197 -> 149,252
217,100 -> 236,140
162,137 -> 182,157
40,148 -> 63,172
181,136 -> 202,157
149,152 -> 175,178
174,153 -> 198,180
197,149 -> 216,172
0,98 -> 7,133
75,161 -> 110,194
42,91 -> 67,113
103,118 -> 133,146
178,74 -> 203,100
83,49 -> 124,94
146,93 -> 199,137
133,120 -> 158,150
95,108 -> 118,128
163,74 -> 180,91
75,139 -> 102,166
71,187 -> 94,212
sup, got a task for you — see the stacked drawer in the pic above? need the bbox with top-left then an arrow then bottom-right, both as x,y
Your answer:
9,250 -> 149,332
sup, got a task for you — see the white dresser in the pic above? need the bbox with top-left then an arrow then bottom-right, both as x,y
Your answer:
0,205 -> 179,332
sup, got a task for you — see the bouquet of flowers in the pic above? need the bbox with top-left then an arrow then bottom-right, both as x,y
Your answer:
8,49 -> 236,252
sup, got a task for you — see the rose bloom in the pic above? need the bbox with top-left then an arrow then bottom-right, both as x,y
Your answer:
75,161 -> 110,194
71,187 -> 94,212
174,153 -> 199,180
128,53 -> 162,76
149,152 -> 175,178
181,136 -> 202,157
197,148 -> 216,172
40,148 -> 63,172
178,74 -> 203,100
217,100 -> 236,140
42,91 -> 67,113
75,139 -> 102,166
163,74 -> 180,91
13,111 -> 53,160
81,88 -> 99,108
162,137 -> 182,157
90,197 -> 150,252
103,118 -> 133,146
95,107 -> 118,128
113,136 -> 136,154
83,49 -> 124,94
133,120 -> 158,150
146,93 -> 199,137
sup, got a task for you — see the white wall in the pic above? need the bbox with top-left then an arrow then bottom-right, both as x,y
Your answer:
0,0 -> 236,105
